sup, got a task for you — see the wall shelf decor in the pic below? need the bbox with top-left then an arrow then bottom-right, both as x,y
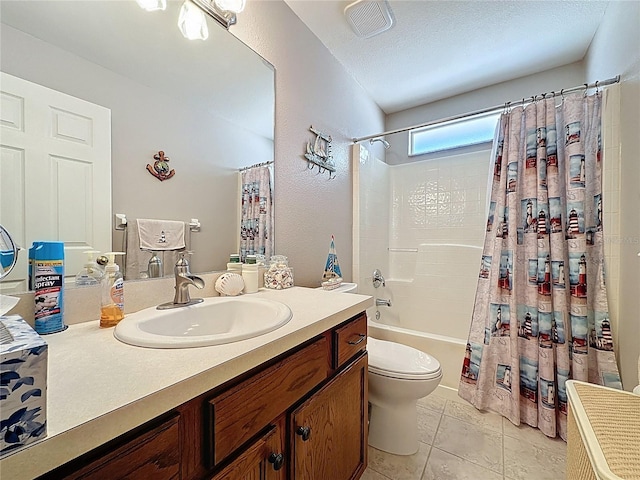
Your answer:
146,150 -> 175,181
304,125 -> 335,178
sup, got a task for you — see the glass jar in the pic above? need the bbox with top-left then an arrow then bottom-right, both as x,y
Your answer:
264,255 -> 294,289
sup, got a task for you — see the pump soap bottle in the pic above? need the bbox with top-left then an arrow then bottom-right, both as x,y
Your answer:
75,250 -> 105,286
100,252 -> 125,328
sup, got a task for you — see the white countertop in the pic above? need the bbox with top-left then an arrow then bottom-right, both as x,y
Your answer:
0,287 -> 372,479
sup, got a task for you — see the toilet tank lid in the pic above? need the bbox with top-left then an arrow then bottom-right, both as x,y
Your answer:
368,337 -> 441,376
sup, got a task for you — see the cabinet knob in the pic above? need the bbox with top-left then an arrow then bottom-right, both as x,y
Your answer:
296,425 -> 311,441
268,452 -> 284,471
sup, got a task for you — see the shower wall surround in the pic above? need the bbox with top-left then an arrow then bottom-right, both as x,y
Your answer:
388,149 -> 491,339
354,144 -> 491,341
601,84 -> 622,367
352,144 -> 389,310
389,150 -> 490,277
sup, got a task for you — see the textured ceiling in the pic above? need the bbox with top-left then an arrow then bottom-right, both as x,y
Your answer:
285,0 -> 610,114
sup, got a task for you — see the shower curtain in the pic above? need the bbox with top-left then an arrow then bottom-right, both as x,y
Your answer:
240,165 -> 273,262
459,92 -> 621,441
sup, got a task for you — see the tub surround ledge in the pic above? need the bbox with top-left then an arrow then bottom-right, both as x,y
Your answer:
0,287 -> 373,480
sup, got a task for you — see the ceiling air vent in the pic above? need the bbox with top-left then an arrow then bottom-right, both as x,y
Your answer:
344,0 -> 395,39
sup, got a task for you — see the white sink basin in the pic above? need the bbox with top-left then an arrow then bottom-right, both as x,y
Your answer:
114,297 -> 292,348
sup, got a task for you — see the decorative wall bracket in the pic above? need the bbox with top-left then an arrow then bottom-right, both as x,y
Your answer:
304,125 -> 336,179
146,150 -> 175,181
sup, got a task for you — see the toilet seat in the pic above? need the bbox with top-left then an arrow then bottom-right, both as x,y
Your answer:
368,337 -> 442,380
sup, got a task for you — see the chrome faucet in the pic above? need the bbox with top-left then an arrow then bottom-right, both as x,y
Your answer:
376,298 -> 392,307
157,252 -> 205,310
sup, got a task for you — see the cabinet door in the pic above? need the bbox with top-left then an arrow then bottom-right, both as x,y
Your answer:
211,420 -> 286,480
291,353 -> 368,480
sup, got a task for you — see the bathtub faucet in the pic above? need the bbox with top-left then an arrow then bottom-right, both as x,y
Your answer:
376,298 -> 392,307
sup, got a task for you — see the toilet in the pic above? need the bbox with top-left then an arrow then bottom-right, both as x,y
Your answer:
326,283 -> 443,454
367,336 -> 442,455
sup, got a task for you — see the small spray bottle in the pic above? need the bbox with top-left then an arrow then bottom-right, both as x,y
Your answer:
100,252 -> 125,328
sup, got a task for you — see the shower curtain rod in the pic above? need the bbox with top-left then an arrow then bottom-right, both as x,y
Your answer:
239,160 -> 274,172
352,74 -> 620,144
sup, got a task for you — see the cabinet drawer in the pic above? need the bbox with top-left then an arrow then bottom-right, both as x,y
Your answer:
333,313 -> 367,369
211,418 -> 285,480
206,336 -> 329,467
64,415 -> 181,480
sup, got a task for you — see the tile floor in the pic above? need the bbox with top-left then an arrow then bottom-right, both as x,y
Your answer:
362,390 -> 567,480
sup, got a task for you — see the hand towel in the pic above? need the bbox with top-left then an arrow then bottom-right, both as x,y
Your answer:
136,219 -> 185,251
124,221 -> 189,280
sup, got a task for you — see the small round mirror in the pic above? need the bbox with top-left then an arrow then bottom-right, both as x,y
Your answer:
0,225 -> 19,279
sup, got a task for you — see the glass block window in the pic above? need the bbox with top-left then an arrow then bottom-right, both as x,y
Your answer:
409,112 -> 500,156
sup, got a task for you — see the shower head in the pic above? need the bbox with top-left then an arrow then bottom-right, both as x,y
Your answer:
369,138 -> 390,149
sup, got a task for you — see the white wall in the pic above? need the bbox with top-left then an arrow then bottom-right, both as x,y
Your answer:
585,0 -> 640,391
232,1 -> 385,287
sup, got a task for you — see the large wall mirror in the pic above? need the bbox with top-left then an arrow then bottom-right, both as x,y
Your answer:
0,0 -> 275,291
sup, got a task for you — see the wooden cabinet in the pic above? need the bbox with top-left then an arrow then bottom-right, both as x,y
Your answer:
291,353 -> 368,480
41,312 -> 368,480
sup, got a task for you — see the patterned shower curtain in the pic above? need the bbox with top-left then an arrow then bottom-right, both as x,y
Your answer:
240,165 -> 273,262
458,92 -> 621,441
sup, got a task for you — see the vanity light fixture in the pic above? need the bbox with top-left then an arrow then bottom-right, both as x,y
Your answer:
214,0 -> 246,14
135,0 -> 166,12
135,0 -> 239,33
178,0 -> 209,40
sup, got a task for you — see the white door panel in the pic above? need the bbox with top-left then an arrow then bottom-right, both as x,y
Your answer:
0,72 -> 111,291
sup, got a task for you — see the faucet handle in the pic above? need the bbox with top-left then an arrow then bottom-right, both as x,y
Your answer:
176,250 -> 194,265
372,269 -> 386,288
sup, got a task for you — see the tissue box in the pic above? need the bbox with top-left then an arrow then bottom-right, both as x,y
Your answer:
0,315 -> 47,456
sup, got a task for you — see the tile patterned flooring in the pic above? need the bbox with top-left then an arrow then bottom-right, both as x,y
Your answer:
362,390 -> 567,480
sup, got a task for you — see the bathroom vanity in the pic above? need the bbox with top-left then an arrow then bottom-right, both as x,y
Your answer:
0,287 -> 372,480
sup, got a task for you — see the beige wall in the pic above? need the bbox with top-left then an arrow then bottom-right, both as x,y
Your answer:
585,0 -> 640,391
385,62 -> 586,165
232,1 -> 385,287
0,24 -> 271,275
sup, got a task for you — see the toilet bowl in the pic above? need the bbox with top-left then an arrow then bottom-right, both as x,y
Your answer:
367,336 -> 442,455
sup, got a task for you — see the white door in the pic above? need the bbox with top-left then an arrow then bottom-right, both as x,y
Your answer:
0,72 -> 111,292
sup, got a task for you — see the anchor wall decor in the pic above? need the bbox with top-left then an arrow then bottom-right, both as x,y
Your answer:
146,150 -> 175,181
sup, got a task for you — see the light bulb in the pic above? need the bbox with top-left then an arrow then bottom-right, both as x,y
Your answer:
214,0 -> 246,13
135,0 -> 166,12
178,1 -> 209,40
